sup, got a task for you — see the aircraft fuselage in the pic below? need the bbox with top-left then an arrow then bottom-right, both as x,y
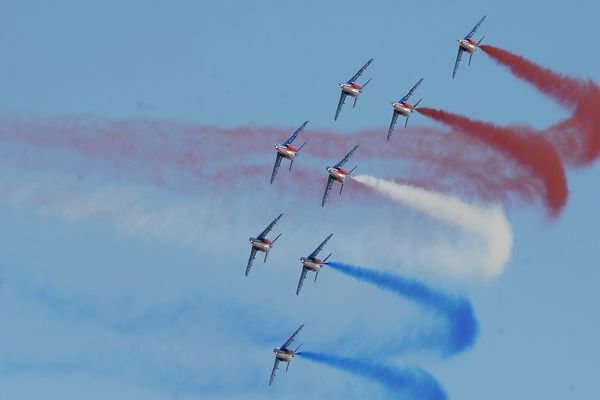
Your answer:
274,348 -> 295,362
339,82 -> 362,97
458,38 -> 478,53
327,167 -> 349,183
274,144 -> 298,160
249,238 -> 272,252
391,102 -> 414,117
300,257 -> 324,272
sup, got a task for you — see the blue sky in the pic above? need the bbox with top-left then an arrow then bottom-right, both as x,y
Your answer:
1,1 -> 599,399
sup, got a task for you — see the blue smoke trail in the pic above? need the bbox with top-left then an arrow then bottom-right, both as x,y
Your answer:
298,351 -> 447,400
326,262 -> 478,356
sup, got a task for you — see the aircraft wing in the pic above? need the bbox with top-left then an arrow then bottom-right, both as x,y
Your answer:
295,267 -> 309,296
308,233 -> 333,260
270,154 -> 283,184
268,358 -> 280,386
321,175 -> 335,207
465,15 -> 486,39
281,324 -> 305,350
334,145 -> 359,168
282,121 -> 309,146
257,213 -> 284,240
387,111 -> 399,141
400,78 -> 423,103
347,58 -> 374,83
245,247 -> 258,276
452,48 -> 464,79
334,92 -> 347,121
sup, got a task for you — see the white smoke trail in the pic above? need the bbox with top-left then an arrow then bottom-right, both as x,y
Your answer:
352,175 -> 513,280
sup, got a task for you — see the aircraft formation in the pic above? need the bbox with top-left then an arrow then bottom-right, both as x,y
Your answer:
245,15 -> 488,386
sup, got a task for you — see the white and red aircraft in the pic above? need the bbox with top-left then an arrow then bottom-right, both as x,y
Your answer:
246,214 -> 283,276
334,58 -> 374,121
296,234 -> 333,296
322,145 -> 359,207
388,78 -> 424,139
270,121 -> 308,184
452,15 -> 487,79
269,324 -> 304,386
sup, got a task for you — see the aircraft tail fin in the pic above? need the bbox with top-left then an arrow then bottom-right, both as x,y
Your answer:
414,98 -> 422,108
348,165 -> 358,175
297,141 -> 307,152
362,78 -> 372,88
272,233 -> 282,244
323,253 -> 332,263
295,343 -> 303,353
477,35 -> 485,46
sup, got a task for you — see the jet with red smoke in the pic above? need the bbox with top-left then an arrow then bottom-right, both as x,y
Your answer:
452,15 -> 487,79
388,78 -> 424,139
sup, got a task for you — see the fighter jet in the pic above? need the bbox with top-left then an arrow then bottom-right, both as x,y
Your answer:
321,145 -> 359,207
246,214 -> 283,276
269,324 -> 304,386
270,121 -> 309,184
387,78 -> 423,140
452,15 -> 487,78
296,234 -> 333,296
334,59 -> 374,121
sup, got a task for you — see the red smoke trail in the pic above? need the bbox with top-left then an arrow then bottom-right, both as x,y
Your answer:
0,115 -> 557,210
481,44 -> 600,165
418,107 -> 568,217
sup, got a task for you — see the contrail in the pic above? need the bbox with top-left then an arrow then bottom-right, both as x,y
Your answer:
352,174 -> 512,279
325,261 -> 478,356
417,107 -> 568,216
297,351 -> 447,400
481,44 -> 600,166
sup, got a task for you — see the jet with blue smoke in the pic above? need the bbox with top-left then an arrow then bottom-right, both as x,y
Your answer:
297,351 -> 447,400
326,261 -> 478,356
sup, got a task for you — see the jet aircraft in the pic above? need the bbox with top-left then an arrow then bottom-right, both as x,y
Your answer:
246,214 -> 283,276
452,15 -> 487,79
334,59 -> 374,121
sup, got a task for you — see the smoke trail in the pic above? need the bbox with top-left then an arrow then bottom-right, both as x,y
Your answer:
297,351 -> 447,400
480,44 -> 587,107
326,261 -> 478,355
0,115 -> 564,209
481,44 -> 600,165
417,107 -> 568,216
352,174 -> 512,279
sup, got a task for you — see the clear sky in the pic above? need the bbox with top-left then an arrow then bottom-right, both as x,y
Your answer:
1,1 -> 599,399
